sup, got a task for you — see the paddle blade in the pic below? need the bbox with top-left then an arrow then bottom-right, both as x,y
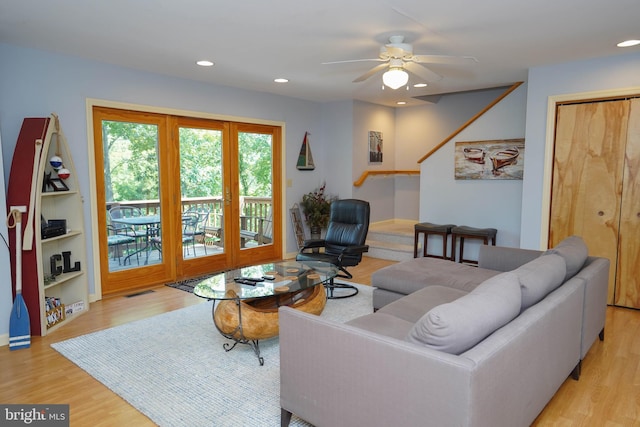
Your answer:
9,294 -> 31,350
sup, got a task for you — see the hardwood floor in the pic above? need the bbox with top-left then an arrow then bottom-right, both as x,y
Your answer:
1,256 -> 638,426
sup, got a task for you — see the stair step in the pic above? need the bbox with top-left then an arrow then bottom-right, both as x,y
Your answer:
365,219 -> 418,262
366,239 -> 415,262
367,230 -> 414,246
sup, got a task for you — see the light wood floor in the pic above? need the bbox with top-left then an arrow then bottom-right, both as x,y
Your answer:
1,256 -> 639,426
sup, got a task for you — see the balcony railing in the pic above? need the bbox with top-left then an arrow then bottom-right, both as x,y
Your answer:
106,196 -> 272,233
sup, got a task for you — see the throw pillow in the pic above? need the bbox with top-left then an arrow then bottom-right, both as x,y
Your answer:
544,235 -> 588,281
405,272 -> 521,355
514,253 -> 566,310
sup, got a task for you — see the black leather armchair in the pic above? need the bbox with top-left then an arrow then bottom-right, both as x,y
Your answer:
296,199 -> 370,298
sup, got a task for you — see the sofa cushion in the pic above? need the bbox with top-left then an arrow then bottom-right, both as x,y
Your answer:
514,254 -> 567,310
378,285 -> 469,324
544,235 -> 588,281
371,257 -> 500,295
405,272 -> 522,355
345,312 -> 415,340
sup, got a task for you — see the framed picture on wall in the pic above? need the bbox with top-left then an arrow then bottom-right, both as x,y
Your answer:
454,138 -> 525,180
369,131 -> 383,163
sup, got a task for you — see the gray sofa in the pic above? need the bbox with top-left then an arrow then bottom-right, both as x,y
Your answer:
279,236 -> 609,427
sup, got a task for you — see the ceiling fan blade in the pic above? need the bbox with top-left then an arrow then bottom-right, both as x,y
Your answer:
411,54 -> 478,65
353,63 -> 389,83
404,62 -> 443,82
322,58 -> 385,65
384,46 -> 409,58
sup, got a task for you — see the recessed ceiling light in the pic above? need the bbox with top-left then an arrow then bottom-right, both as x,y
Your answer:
617,39 -> 640,48
413,83 -> 428,88
396,101 -> 407,105
196,60 -> 214,67
274,78 -> 289,83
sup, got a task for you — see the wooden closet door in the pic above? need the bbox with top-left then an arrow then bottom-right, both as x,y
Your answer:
550,100 -> 629,304
615,98 -> 640,308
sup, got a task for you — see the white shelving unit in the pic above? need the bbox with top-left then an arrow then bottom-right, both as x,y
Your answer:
8,114 -> 89,335
36,117 -> 89,334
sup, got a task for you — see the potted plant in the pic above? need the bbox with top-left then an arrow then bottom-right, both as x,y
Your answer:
300,183 -> 332,238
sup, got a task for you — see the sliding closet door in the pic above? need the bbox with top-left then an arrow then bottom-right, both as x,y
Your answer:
550,99 -> 630,305
615,98 -> 640,308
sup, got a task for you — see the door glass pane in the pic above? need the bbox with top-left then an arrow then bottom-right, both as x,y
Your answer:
102,121 -> 162,271
179,126 -> 224,259
238,132 -> 273,249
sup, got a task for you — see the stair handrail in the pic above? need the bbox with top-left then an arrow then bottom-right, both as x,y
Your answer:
417,82 -> 524,164
353,170 -> 420,187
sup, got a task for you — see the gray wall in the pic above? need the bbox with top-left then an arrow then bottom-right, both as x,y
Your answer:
419,84 -> 527,260
352,101 -> 397,223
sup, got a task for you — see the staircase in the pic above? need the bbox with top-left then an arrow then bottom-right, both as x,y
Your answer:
366,219 -> 417,262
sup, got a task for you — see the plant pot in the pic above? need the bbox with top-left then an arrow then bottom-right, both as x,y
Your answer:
310,226 -> 321,252
310,226 -> 322,240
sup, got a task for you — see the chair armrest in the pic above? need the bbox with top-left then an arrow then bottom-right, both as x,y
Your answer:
341,244 -> 369,255
299,239 -> 326,251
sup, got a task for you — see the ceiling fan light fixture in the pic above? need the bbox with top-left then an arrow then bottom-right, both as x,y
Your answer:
382,68 -> 409,90
617,39 -> 640,48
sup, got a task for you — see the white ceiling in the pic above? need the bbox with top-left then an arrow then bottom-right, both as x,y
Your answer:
1,0 -> 639,107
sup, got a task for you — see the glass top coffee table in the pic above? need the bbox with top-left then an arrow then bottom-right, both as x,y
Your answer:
193,260 -> 338,365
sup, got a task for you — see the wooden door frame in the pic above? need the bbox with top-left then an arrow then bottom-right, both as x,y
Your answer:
85,99 -> 287,300
541,86 -> 640,250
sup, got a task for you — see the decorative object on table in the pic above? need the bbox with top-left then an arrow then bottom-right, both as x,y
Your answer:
300,183 -> 332,238
296,131 -> 315,170
368,130 -> 383,163
455,138 -> 525,180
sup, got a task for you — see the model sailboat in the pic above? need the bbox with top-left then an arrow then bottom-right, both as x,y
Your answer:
296,132 -> 315,170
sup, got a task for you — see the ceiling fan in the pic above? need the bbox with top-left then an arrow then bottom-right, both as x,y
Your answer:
323,35 -> 478,89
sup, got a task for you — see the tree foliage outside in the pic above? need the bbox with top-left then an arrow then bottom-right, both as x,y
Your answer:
238,132 -> 272,197
103,121 -> 159,202
103,121 -> 273,203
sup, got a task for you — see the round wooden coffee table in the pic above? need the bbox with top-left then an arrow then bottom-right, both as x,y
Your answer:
193,260 -> 338,365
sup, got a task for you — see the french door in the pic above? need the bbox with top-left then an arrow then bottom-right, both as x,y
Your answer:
93,107 -> 282,295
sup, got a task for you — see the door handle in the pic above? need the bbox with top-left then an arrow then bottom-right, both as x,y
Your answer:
224,187 -> 231,206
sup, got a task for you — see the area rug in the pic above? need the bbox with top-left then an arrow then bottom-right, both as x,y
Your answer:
165,274 -> 215,293
51,283 -> 373,426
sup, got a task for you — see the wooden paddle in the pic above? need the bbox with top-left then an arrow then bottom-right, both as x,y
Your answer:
8,206 -> 30,350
